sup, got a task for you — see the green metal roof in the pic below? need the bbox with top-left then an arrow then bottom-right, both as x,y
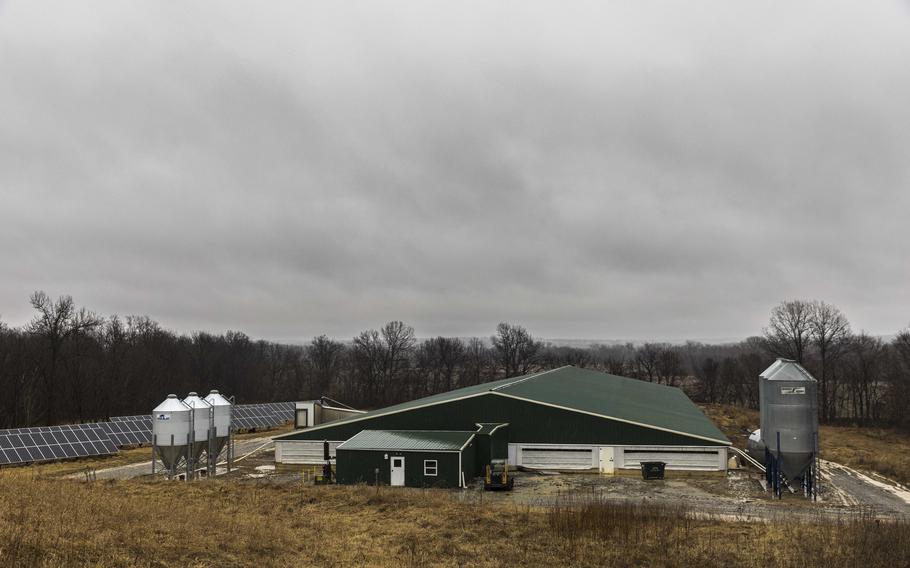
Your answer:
495,367 -> 729,444
275,366 -> 730,445
336,430 -> 475,452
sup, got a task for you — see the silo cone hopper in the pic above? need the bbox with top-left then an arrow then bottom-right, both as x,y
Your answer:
182,392 -> 212,466
152,394 -> 191,474
155,445 -> 187,473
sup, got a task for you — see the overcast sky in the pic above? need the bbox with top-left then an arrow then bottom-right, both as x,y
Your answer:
1,1 -> 909,343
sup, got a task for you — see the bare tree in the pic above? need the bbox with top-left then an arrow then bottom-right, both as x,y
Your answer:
26,292 -> 103,424
462,337 -> 490,386
810,300 -> 851,421
763,300 -> 814,364
380,321 -> 416,401
492,322 -> 541,378
634,343 -> 660,382
699,357 -> 721,402
887,329 -> 910,431
307,335 -> 345,397
658,345 -> 683,386
843,333 -> 885,425
351,329 -> 384,405
417,337 -> 465,395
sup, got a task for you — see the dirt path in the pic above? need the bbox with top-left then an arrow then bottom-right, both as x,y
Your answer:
821,459 -> 910,515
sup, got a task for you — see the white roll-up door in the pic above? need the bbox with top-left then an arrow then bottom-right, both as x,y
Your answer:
275,440 -> 340,464
620,447 -> 724,471
520,447 -> 594,470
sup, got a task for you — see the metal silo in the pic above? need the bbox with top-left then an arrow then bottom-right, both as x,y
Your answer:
759,358 -> 819,498
204,390 -> 233,473
152,394 -> 190,479
182,392 -> 212,472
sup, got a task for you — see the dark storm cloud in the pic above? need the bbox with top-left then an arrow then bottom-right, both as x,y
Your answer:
1,1 -> 909,342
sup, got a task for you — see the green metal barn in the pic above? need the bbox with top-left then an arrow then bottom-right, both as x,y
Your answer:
274,366 -> 731,484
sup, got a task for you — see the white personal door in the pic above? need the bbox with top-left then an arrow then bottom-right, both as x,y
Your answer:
599,447 -> 615,474
390,456 -> 405,486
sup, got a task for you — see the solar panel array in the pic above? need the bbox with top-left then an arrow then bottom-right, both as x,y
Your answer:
0,424 -> 119,466
0,401 -> 296,467
100,416 -> 153,446
111,414 -> 150,423
232,402 -> 294,430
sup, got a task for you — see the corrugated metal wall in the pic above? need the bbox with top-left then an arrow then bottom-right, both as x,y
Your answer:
275,440 -> 341,464
519,447 -> 595,469
618,446 -> 726,471
506,443 -> 726,471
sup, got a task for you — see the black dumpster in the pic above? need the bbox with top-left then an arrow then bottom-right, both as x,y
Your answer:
640,461 -> 666,480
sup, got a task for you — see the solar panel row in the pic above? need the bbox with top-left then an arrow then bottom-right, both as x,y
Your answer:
100,417 -> 153,446
232,402 -> 294,430
110,414 -> 150,423
0,424 -> 118,466
0,401 -> 296,467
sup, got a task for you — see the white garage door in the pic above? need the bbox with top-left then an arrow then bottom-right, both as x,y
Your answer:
621,448 -> 723,471
520,447 -> 594,470
275,440 -> 341,464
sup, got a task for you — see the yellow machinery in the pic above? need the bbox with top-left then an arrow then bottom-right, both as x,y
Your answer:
484,461 -> 514,491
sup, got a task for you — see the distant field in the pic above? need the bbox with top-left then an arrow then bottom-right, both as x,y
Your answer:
1,473 -> 908,568
703,404 -> 910,486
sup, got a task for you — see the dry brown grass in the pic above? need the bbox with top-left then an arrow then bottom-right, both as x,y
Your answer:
703,404 -> 910,485
1,473 -> 909,568
818,426 -> 910,486
547,495 -> 910,568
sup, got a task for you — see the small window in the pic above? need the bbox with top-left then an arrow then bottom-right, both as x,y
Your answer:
424,460 -> 438,476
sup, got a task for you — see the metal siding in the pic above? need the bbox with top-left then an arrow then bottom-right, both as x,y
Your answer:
274,440 -> 341,464
336,449 -> 461,488
474,434 -> 491,475
320,407 -> 363,424
520,447 -> 594,469
490,424 -> 509,459
619,446 -> 726,471
461,440 -> 475,486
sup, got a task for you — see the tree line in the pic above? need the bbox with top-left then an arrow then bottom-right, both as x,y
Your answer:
0,292 -> 907,431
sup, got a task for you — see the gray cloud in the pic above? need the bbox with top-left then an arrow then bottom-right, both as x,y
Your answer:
1,1 -> 909,342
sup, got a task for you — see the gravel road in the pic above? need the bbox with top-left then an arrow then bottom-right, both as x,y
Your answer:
459,461 -> 910,522
76,436 -> 275,480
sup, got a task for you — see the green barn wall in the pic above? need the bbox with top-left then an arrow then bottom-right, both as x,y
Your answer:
461,440 -> 475,483
288,394 -> 719,447
336,449 -> 463,488
476,435 -> 490,474
490,425 -> 509,459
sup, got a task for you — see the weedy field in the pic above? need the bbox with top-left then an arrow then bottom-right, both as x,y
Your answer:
1,472 -> 909,568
